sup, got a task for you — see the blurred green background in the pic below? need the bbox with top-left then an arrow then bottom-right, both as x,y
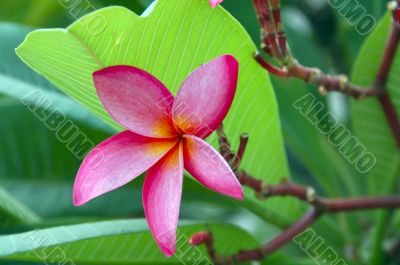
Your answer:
0,1 -> 399,265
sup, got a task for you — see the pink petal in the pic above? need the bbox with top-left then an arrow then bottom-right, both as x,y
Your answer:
209,0 -> 223,8
73,131 -> 177,206
172,55 -> 238,138
94,66 -> 177,138
143,143 -> 183,256
183,135 -> 243,200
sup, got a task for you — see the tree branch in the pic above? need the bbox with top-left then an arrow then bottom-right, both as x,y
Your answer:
375,9 -> 400,149
188,2 -> 400,263
253,0 -> 400,148
189,126 -> 400,264
190,209 -> 321,264
252,0 -> 381,99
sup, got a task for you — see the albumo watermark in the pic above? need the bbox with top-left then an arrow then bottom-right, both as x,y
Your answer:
58,0 -> 107,35
328,0 -> 377,35
294,228 -> 349,265
293,93 -> 376,174
22,90 -> 96,160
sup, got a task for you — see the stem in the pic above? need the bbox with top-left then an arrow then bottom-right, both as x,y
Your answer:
288,63 -> 382,99
254,53 -> 288,77
190,126 -> 400,264
191,2 -> 400,263
190,187 -> 400,263
232,134 -> 249,170
375,20 -> 400,88
378,92 -> 400,149
375,16 -> 400,148
191,210 -> 320,264
320,196 -> 400,212
253,0 -> 400,148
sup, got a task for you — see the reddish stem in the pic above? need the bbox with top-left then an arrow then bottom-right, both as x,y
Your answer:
194,126 -> 400,264
255,53 -> 288,77
232,134 -> 249,170
375,18 -> 400,149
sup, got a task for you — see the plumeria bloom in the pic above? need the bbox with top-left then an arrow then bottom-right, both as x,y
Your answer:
73,55 -> 243,256
209,0 -> 223,8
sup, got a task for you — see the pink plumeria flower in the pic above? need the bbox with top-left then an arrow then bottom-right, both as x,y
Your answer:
210,0 -> 223,8
73,55 -> 243,256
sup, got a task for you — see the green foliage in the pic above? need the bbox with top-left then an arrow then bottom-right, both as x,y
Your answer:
0,21 -> 246,224
0,0 -> 398,264
16,0 -> 298,224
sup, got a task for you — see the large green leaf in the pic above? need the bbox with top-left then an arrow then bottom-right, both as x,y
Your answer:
0,219 -> 259,265
16,0 -> 297,224
350,14 -> 400,196
0,22 -> 239,223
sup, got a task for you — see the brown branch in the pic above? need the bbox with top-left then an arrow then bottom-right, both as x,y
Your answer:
253,0 -> 384,99
249,177 -> 400,212
190,209 -> 321,264
287,63 -> 383,99
253,0 -> 283,59
254,0 -> 400,147
375,12 -> 399,88
190,2 -> 400,263
190,126 -> 400,264
231,134 -> 249,170
375,10 -> 400,149
254,53 -> 288,77
379,92 -> 400,149
190,191 -> 400,264
256,49 -> 383,99
216,124 -> 234,162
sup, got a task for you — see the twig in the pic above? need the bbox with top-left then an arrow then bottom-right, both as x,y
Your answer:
189,1 -> 400,263
286,62 -> 382,99
375,5 -> 400,148
253,0 -> 400,148
231,134 -> 249,170
190,209 -> 320,264
216,124 -> 234,162
190,126 -> 400,264
254,53 -> 287,77
379,92 -> 400,149
253,0 -> 386,99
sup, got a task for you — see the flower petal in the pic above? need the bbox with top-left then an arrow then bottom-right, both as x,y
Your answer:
73,131 -> 177,206
183,135 -> 243,200
172,55 -> 238,138
143,143 -> 183,256
209,0 -> 223,8
94,66 -> 176,138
